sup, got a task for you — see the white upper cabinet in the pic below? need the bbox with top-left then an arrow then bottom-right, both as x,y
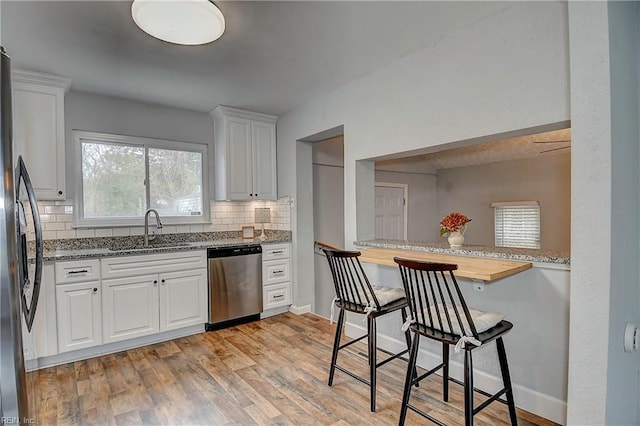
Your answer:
12,69 -> 70,200
211,105 -> 277,201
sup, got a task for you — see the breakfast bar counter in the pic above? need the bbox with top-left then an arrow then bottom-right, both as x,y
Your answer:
345,240 -> 570,423
356,247 -> 532,282
354,239 -> 570,265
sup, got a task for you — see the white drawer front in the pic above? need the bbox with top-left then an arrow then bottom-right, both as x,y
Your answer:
262,259 -> 290,285
262,243 -> 290,261
55,259 -> 101,284
263,283 -> 291,309
101,250 -> 206,279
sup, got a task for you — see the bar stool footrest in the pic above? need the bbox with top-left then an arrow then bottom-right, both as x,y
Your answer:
448,377 -> 510,415
407,404 -> 447,426
334,365 -> 370,386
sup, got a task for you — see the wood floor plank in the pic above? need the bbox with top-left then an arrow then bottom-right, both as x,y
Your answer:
29,312 -> 558,426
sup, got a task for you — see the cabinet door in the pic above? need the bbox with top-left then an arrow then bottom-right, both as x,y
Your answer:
226,116 -> 254,200
251,120 -> 277,200
102,275 -> 159,344
56,281 -> 102,353
159,269 -> 207,332
13,81 -> 66,200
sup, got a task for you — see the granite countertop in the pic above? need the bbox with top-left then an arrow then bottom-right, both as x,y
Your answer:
354,239 -> 570,265
34,230 -> 292,262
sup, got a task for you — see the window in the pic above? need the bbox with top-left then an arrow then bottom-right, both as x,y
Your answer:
75,131 -> 208,226
492,201 -> 540,249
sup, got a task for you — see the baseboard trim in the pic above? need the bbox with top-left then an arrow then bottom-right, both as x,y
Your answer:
289,304 -> 312,315
345,322 -> 567,425
26,324 -> 204,372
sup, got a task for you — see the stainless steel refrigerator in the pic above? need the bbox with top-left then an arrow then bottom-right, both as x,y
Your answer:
0,46 -> 44,422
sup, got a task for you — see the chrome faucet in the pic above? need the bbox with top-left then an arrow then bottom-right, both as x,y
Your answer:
144,209 -> 163,246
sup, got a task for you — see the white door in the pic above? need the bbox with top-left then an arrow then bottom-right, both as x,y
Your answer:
226,116 -> 253,200
375,184 -> 407,240
159,269 -> 207,332
56,281 -> 102,353
102,275 -> 159,344
252,120 -> 277,200
13,81 -> 66,200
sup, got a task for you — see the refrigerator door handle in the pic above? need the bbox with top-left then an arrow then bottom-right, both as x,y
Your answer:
16,155 -> 42,332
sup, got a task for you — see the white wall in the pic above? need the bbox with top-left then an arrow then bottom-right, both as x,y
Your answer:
65,90 -> 214,200
567,2 -> 640,424
607,2 -> 640,422
374,170 -> 438,241
278,3 -> 570,419
436,154 -> 571,252
278,0 -> 569,322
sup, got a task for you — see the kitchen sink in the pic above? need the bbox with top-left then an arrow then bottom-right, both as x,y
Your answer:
108,242 -> 193,251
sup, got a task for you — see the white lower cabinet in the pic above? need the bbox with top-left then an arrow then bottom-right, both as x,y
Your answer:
159,270 -> 208,332
56,280 -> 102,353
261,243 -> 292,314
55,259 -> 102,353
102,274 -> 159,344
51,251 -> 207,362
101,251 -> 208,342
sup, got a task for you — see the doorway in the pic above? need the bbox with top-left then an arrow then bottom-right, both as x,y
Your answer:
374,182 -> 407,240
312,135 -> 344,318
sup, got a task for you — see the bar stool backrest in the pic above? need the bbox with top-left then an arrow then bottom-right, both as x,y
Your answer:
322,248 -> 381,311
394,257 -> 479,339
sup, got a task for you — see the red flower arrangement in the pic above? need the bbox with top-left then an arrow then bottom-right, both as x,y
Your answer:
440,212 -> 471,236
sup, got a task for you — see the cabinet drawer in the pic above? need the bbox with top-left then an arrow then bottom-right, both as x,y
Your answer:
262,243 -> 290,261
263,283 -> 291,309
262,259 -> 290,285
55,259 -> 101,284
101,250 -> 206,279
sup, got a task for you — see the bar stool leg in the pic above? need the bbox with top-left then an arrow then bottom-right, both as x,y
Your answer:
443,343 -> 450,402
328,308 -> 345,386
496,337 -> 518,425
399,333 -> 420,426
368,316 -> 377,412
400,308 -> 418,388
464,349 -> 474,426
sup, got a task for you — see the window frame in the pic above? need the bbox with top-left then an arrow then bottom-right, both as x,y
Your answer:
73,130 -> 210,227
492,200 -> 541,249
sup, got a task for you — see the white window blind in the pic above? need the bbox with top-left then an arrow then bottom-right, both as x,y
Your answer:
492,201 -> 540,249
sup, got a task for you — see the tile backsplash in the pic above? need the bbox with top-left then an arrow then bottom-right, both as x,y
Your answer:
25,197 -> 291,240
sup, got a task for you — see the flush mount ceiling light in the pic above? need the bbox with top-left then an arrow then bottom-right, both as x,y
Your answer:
131,0 -> 225,46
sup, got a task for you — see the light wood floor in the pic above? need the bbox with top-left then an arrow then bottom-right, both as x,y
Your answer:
29,313 -> 558,425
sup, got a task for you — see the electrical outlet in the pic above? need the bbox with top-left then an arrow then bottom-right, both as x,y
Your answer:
473,282 -> 485,292
624,322 -> 639,353
289,197 -> 296,208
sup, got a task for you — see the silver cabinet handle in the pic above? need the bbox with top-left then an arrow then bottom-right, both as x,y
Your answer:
68,269 -> 88,275
272,250 -> 284,255
272,270 -> 284,274
273,294 -> 285,299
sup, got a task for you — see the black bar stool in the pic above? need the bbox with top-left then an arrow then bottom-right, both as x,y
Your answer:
317,242 -> 413,412
394,257 -> 518,426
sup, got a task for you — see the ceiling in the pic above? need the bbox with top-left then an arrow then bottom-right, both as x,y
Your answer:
376,128 -> 571,173
1,1 -> 511,115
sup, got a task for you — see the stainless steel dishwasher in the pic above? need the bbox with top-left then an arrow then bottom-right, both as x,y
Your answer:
206,245 -> 263,330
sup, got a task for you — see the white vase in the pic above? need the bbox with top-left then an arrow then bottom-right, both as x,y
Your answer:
447,225 -> 466,248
